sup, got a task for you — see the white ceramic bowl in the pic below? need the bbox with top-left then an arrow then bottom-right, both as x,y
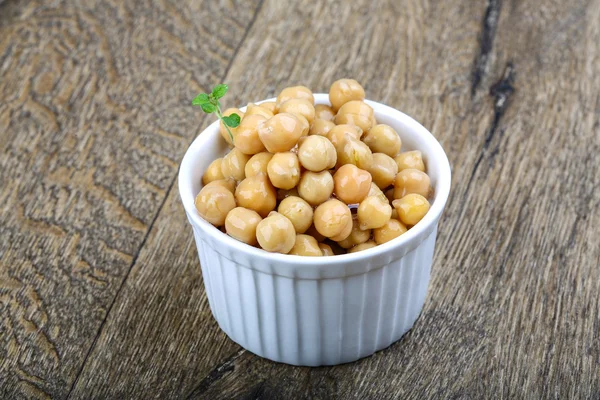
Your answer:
179,94 -> 451,366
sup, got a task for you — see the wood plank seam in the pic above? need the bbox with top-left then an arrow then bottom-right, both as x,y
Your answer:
64,0 -> 266,397
471,0 -> 502,96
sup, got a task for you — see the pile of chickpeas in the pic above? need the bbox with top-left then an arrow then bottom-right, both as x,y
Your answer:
195,79 -> 433,256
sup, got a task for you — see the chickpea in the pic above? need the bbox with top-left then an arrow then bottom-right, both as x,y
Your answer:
245,103 -> 274,119
297,170 -> 334,206
391,208 -> 399,219
393,169 -> 431,199
258,113 -> 306,153
362,124 -> 402,157
309,119 -> 335,136
314,104 -> 336,121
349,240 -> 377,253
259,101 -> 277,114
202,158 -> 225,185
318,242 -> 334,256
279,98 -> 316,124
357,195 -> 392,230
245,152 -> 273,178
277,187 -> 300,202
327,124 -> 362,147
256,212 -> 296,253
267,152 -> 301,190
306,224 -> 326,242
334,100 -> 374,132
373,219 -> 408,244
313,199 -> 352,239
394,150 -> 426,172
278,196 -> 313,234
368,153 -> 399,189
195,185 -> 236,226
329,79 -> 365,111
368,182 -> 389,204
294,113 -> 310,136
289,234 -> 323,256
234,114 -> 267,155
330,216 -> 353,241
219,108 -> 244,145
298,135 -> 337,172
204,178 -> 236,194
234,173 -> 277,217
221,147 -> 251,181
393,194 -> 430,226
276,86 -> 314,109
337,219 -> 371,249
225,207 -> 262,245
335,137 -> 373,170
333,164 -> 372,204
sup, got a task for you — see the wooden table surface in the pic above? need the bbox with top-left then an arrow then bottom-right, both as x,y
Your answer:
1,0 -> 599,398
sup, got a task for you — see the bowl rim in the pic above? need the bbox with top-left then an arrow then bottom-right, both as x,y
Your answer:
179,94 -> 451,269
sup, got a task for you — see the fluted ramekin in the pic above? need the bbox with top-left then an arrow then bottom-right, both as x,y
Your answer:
179,94 -> 451,366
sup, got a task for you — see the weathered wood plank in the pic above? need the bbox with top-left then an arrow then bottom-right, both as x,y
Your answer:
69,0 -> 497,398
0,0 -> 261,398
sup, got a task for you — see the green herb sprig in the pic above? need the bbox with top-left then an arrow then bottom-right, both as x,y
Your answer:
192,84 -> 240,142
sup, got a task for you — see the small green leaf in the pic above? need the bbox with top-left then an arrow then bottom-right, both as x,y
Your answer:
212,84 -> 228,99
201,103 -> 216,113
222,113 -> 241,128
192,93 -> 210,106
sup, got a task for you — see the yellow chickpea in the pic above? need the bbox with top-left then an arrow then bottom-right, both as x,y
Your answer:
195,185 -> 236,226
349,240 -> 377,253
394,150 -> 426,172
309,119 -> 335,136
244,152 -> 273,178
337,219 -> 371,249
313,199 -> 352,239
335,137 -> 373,170
225,207 -> 262,245
219,108 -> 244,145
318,242 -> 334,256
256,212 -> 296,253
373,219 -> 408,244
368,182 -> 389,204
357,195 -> 392,230
234,114 -> 267,155
245,103 -> 274,119
297,170 -> 334,206
278,196 -> 314,234
368,153 -> 399,189
279,98 -> 316,124
393,169 -> 431,199
259,101 -> 277,114
202,158 -> 225,185
203,178 -> 236,194
362,124 -> 402,157
234,173 -> 277,217
267,152 -> 301,190
314,104 -> 336,121
258,113 -> 306,153
333,164 -> 372,204
330,216 -> 353,241
298,135 -> 337,172
221,148 -> 251,181
334,100 -> 374,132
288,234 -> 323,256
329,79 -> 366,111
276,86 -> 314,109
327,124 -> 363,148
393,194 -> 430,226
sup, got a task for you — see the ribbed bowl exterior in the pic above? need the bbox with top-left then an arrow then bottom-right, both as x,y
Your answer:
191,222 -> 436,366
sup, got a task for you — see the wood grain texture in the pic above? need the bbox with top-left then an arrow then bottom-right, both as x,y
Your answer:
0,0 -> 261,398
2,0 -> 599,398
